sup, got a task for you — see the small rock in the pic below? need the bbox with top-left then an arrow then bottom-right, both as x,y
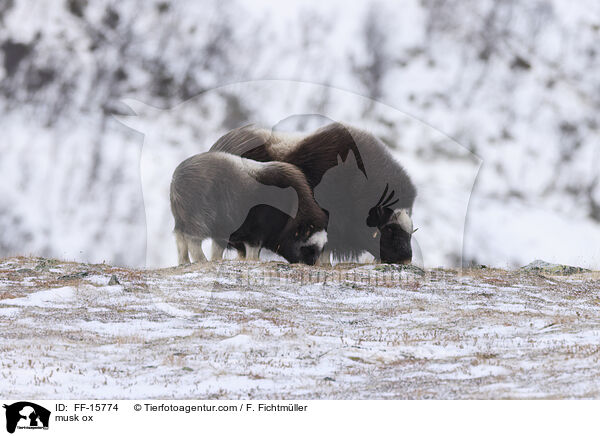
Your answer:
262,307 -> 280,313
60,271 -> 90,280
510,55 -> 532,70
35,258 -> 58,271
521,260 -> 589,275
374,264 -> 425,276
108,274 -> 120,285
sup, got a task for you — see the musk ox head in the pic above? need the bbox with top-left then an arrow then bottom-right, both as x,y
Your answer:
278,216 -> 328,266
367,184 -> 416,264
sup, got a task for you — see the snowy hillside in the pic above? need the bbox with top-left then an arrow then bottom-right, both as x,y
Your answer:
1,0 -> 599,267
1,257 -> 599,399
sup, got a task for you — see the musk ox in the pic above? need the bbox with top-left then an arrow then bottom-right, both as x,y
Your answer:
210,123 -> 417,264
170,151 -> 328,265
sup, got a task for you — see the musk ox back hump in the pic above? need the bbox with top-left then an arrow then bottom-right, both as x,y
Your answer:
210,122 -> 416,207
209,123 -> 417,262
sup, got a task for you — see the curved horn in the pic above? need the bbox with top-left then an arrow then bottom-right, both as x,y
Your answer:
383,189 -> 395,205
384,197 -> 399,208
376,184 -> 389,207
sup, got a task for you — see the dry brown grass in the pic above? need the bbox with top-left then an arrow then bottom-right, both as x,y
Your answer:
1,256 -> 599,399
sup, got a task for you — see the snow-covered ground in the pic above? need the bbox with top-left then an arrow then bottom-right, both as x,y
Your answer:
1,257 -> 599,399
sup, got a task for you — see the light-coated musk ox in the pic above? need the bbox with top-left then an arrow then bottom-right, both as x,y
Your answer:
210,123 -> 417,264
170,151 -> 328,265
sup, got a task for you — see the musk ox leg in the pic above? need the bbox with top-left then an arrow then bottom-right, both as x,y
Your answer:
227,241 -> 246,259
317,249 -> 331,266
188,238 -> 207,263
175,230 -> 191,265
211,240 -> 225,261
244,243 -> 261,261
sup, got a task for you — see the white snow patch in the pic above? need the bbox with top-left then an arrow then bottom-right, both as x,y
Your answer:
469,365 -> 509,378
78,320 -> 196,340
1,287 -> 76,308
86,275 -> 112,286
0,307 -> 21,317
218,334 -> 255,350
152,302 -> 196,318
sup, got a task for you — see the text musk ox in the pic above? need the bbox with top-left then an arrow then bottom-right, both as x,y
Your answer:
210,123 -> 417,264
170,151 -> 328,265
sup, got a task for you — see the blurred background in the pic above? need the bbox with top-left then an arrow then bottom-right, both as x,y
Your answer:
1,0 -> 599,268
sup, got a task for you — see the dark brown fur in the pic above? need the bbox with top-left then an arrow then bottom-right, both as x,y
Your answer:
210,123 -> 417,263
